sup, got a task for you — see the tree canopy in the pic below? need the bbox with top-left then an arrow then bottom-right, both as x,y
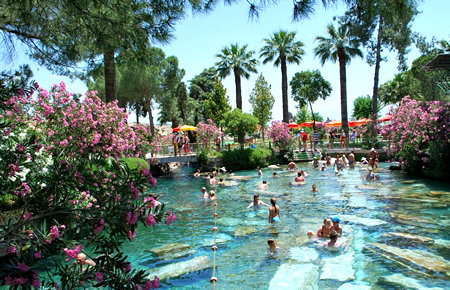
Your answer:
249,74 -> 275,138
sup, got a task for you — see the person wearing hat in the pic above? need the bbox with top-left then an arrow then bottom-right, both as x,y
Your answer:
200,187 -> 208,199
330,217 -> 342,235
366,168 -> 376,180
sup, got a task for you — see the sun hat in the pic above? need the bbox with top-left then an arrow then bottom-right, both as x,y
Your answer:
361,157 -> 367,161
371,148 -> 375,151
332,217 -> 340,223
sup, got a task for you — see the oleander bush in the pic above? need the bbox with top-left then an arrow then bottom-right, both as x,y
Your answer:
0,76 -> 172,288
381,96 -> 450,179
221,148 -> 274,171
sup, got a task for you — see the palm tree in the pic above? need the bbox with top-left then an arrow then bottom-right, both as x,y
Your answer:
215,44 -> 259,110
314,23 -> 362,136
260,30 -> 305,123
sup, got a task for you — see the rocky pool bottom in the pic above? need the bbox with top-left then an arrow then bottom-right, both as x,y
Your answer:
122,163 -> 449,289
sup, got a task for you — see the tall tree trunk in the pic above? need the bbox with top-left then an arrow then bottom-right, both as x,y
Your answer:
338,50 -> 349,136
147,98 -> 155,137
233,68 -> 242,110
104,49 -> 116,103
372,16 -> 383,140
309,101 -> 316,132
280,56 -> 289,123
136,105 -> 140,124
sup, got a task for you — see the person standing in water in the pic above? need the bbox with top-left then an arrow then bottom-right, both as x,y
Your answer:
247,194 -> 269,208
348,151 -> 355,169
269,198 -> 280,223
258,180 -> 268,190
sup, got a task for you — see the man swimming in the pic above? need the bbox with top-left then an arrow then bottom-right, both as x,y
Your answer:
321,230 -> 345,250
366,168 -> 376,180
267,239 -> 280,254
269,198 -> 280,223
311,184 -> 319,192
295,171 -> 305,182
200,187 -> 208,199
258,180 -> 268,190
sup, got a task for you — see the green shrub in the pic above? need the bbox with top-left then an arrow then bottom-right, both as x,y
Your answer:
197,149 -> 210,169
121,157 -> 150,170
221,148 -> 274,171
0,193 -> 21,211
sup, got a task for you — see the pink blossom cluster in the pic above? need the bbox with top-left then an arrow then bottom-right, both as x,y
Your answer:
268,121 -> 294,151
166,210 -> 177,225
381,96 -> 450,153
33,82 -> 151,159
196,119 -> 222,143
140,276 -> 160,289
63,244 -> 83,260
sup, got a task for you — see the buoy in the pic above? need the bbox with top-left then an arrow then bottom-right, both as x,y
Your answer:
212,227 -> 218,232
213,212 -> 218,217
211,245 -> 218,251
210,277 -> 218,283
213,202 -> 218,207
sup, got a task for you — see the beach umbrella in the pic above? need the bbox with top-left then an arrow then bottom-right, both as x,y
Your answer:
288,122 -> 302,129
172,125 -> 197,132
326,120 -> 342,127
300,121 -> 322,127
348,118 -> 371,127
378,114 -> 392,122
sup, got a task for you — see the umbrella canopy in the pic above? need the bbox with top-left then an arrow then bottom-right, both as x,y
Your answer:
300,121 -> 323,127
348,118 -> 371,127
326,120 -> 342,127
172,125 -> 197,132
378,114 -> 392,122
288,122 -> 302,129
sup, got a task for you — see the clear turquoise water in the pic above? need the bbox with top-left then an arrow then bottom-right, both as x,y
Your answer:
123,163 -> 450,289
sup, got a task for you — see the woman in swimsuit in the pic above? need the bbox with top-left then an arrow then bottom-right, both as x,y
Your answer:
317,218 -> 332,237
269,198 -> 280,223
334,154 -> 344,171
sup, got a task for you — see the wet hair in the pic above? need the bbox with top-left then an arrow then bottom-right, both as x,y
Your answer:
270,198 -> 276,206
263,180 -> 267,184
219,178 -> 223,182
253,194 -> 259,199
201,187 -> 206,191
210,175 -> 214,178
209,190 -> 216,197
273,171 -> 277,176
229,170 -> 233,174
312,184 -> 316,188
297,171 -> 302,177
329,230 -> 338,240
267,239 -> 276,246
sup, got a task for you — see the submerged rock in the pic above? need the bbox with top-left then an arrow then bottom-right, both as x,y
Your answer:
340,215 -> 387,227
147,243 -> 192,256
320,250 -> 355,282
141,249 -> 196,265
367,242 -> 450,277
389,212 -> 438,226
290,247 -> 319,263
378,273 -> 444,289
234,226 -> 258,237
146,256 -> 212,281
269,263 -> 319,289
383,232 -> 434,245
337,282 -> 371,290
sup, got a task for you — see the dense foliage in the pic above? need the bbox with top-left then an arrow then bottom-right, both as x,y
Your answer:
223,109 -> 259,146
221,148 -> 274,171
0,77 -> 173,288
352,95 -> 380,119
381,96 -> 450,179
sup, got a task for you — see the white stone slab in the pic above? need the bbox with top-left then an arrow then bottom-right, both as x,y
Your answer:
269,263 -> 319,290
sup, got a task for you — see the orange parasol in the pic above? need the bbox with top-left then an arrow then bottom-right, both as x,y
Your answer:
300,121 -> 323,127
378,115 -> 392,122
326,120 -> 342,127
288,122 -> 302,129
349,118 -> 371,127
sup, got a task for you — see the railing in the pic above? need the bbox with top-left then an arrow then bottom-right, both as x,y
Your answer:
149,137 -> 390,157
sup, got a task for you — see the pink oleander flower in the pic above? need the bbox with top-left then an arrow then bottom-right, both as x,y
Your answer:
166,210 -> 176,226
124,262 -> 131,273
94,218 -> 105,235
95,272 -> 104,283
63,244 -> 83,260
6,245 -> 18,256
17,262 -> 30,272
34,252 -> 42,259
32,279 -> 40,288
152,276 -> 160,288
128,230 -> 136,240
146,213 -> 156,226
50,226 -> 60,240
23,212 -> 32,220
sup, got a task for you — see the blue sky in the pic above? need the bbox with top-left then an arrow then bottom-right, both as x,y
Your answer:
4,0 -> 450,124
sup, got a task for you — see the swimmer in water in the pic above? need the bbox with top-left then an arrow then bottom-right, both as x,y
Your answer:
308,218 -> 332,238
330,217 -> 342,236
366,168 -> 376,180
295,171 -> 305,182
247,193 -> 269,208
320,230 -> 345,250
269,198 -> 280,223
287,160 -> 298,171
209,175 -> 216,185
208,190 -> 217,201
268,239 -> 280,255
272,171 -> 278,177
199,187 -> 208,199
258,180 -> 268,190
311,184 -> 319,192
218,178 -> 225,185
257,166 -> 263,177
321,164 -> 327,171
193,169 -> 201,177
